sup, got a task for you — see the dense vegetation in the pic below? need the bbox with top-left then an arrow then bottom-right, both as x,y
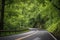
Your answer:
0,0 -> 60,39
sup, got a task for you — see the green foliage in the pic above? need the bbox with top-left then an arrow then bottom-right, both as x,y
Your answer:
52,0 -> 60,8
47,22 -> 58,32
4,0 -> 46,30
53,21 -> 60,37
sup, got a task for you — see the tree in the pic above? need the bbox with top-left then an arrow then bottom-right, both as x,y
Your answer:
0,0 -> 5,30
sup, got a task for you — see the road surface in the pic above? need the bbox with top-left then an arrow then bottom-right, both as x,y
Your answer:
0,29 -> 57,40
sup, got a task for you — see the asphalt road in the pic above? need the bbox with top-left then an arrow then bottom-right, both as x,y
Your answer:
0,29 -> 57,40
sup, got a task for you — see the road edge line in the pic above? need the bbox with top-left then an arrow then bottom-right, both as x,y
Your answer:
47,32 -> 57,40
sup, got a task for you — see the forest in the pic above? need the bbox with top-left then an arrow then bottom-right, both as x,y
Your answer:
0,0 -> 60,40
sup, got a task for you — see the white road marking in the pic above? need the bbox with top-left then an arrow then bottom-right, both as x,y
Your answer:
33,37 -> 41,40
16,31 -> 38,40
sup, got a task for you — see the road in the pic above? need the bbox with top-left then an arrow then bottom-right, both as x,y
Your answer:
0,29 -> 57,40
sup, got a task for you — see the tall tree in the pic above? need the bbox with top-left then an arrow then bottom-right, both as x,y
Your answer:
0,0 -> 5,30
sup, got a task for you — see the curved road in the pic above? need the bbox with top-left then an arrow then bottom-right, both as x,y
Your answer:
0,29 -> 57,40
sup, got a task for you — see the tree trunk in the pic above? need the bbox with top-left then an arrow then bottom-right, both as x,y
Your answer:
0,0 -> 5,30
